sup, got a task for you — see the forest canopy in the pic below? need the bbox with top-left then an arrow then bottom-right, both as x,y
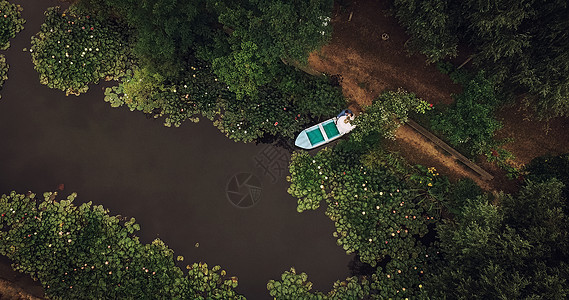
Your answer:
394,0 -> 569,119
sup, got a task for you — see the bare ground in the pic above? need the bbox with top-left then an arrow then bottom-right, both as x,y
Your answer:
308,0 -> 569,192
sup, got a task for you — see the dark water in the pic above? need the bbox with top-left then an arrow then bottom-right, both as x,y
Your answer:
0,0 -> 353,298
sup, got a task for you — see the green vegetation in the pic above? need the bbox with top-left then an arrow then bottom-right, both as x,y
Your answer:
394,0 -> 569,119
205,0 -> 333,100
0,54 -> 7,99
19,1 -> 569,298
0,0 -> 25,99
431,67 -> 503,155
285,133 -> 569,298
267,268 -> 369,300
33,1 -> 342,142
0,191 -> 243,299
427,179 -> 569,299
285,132 -> 447,298
0,0 -> 25,50
30,7 -> 132,95
351,89 -> 432,141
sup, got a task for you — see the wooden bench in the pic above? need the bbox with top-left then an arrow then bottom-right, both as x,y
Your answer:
405,119 -> 494,181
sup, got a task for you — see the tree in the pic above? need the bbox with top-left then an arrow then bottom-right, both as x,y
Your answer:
393,0 -> 460,63
427,180 -> 569,299
0,191 -> 244,299
394,0 -> 569,119
524,153 -> 569,198
77,0 -> 215,79
430,70 -> 503,156
204,0 -> 333,99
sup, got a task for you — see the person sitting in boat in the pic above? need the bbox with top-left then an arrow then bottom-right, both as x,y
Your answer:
336,113 -> 356,134
337,109 -> 353,119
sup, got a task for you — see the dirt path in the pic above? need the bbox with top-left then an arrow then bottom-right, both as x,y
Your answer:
308,0 -> 569,192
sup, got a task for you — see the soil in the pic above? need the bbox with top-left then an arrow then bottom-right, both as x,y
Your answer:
308,0 -> 569,192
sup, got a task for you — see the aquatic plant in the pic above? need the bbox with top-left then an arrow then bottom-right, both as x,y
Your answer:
0,191 -> 244,299
30,6 -> 132,95
0,0 -> 25,50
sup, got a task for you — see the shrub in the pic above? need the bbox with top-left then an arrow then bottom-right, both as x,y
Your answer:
430,71 -> 503,156
351,89 -> 432,141
0,0 -> 25,50
31,6 -> 132,95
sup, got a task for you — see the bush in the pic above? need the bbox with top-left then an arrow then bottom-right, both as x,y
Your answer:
525,153 -> 569,198
0,0 -> 25,50
31,6 -> 132,95
430,71 -> 503,156
0,191 -> 243,299
351,89 -> 432,141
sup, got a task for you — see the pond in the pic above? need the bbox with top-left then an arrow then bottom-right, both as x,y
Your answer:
0,0 -> 353,298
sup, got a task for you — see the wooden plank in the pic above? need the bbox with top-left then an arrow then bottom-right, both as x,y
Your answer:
405,119 -> 494,181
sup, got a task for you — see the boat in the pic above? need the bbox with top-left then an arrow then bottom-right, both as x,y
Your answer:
294,114 -> 355,149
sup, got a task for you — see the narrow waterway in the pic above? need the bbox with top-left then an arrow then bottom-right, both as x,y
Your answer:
0,1 -> 353,298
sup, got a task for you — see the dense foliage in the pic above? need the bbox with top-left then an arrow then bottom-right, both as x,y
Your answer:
394,0 -> 569,119
351,89 -> 432,140
267,268 -> 369,300
76,0 -> 213,78
524,153 -> 569,199
283,134 -> 444,298
431,68 -> 502,156
104,62 -> 345,141
56,0 -> 342,142
212,68 -> 345,142
0,191 -> 244,299
427,179 -> 569,299
285,136 -> 569,298
205,0 -> 333,100
0,0 -> 25,50
288,143 -> 435,267
30,6 -> 132,95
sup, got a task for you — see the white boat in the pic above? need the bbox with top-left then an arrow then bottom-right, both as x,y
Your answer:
294,115 -> 355,149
